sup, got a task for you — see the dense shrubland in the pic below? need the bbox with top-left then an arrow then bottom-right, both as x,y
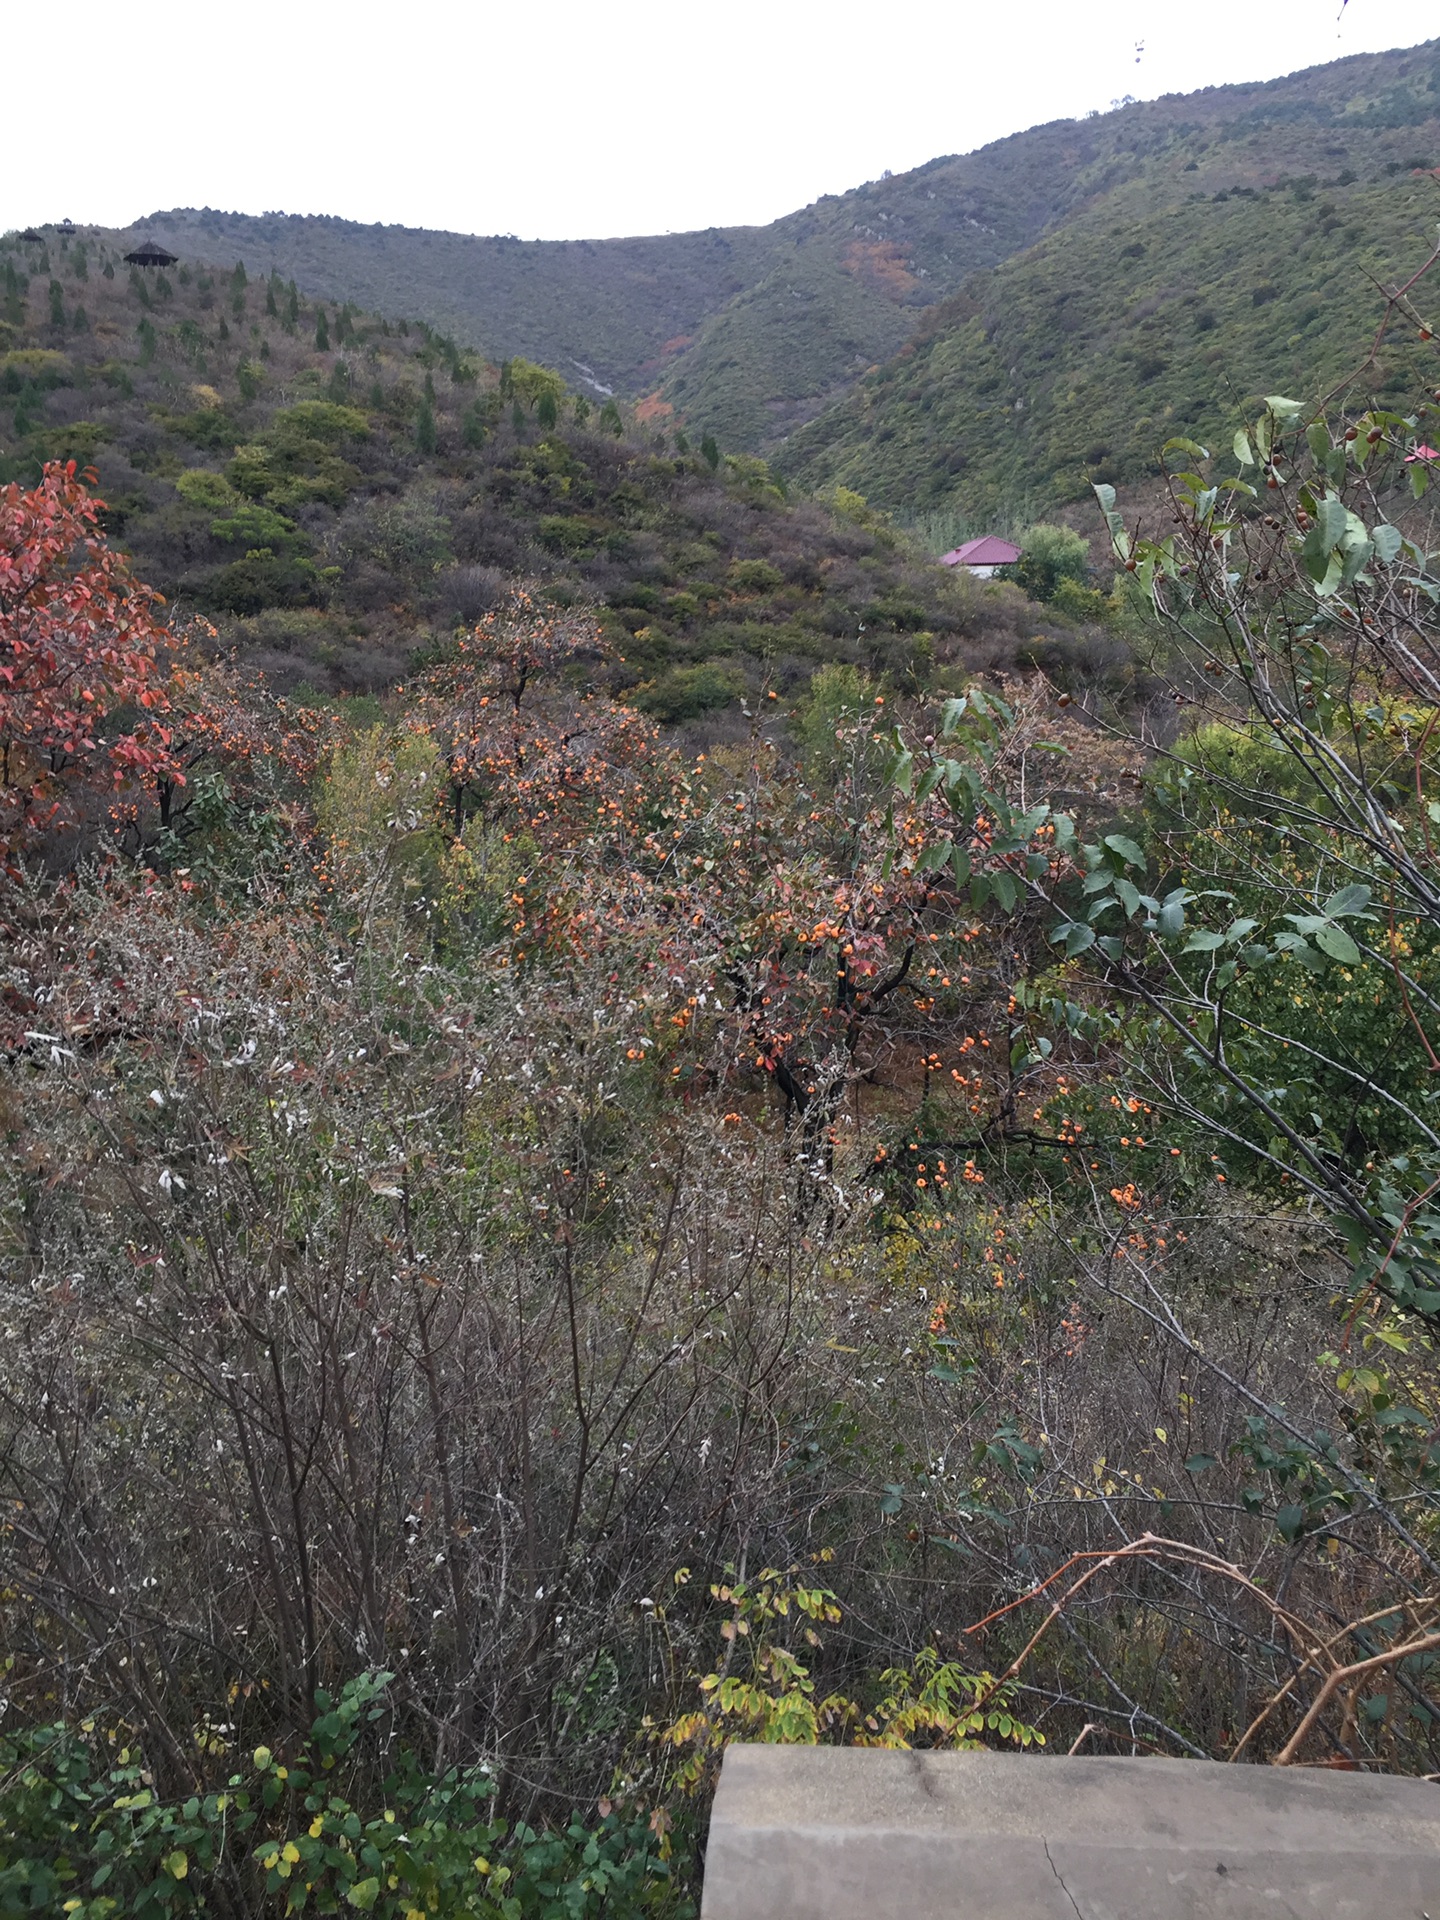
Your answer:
4,242 -> 1440,1915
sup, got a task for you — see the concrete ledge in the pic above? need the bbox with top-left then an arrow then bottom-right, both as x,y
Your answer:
701,1745 -> 1440,1920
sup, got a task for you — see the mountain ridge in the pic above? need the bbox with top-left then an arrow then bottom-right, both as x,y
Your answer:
127,39 -> 1440,456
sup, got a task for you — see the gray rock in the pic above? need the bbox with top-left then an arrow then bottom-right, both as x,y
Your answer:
701,1745 -> 1440,1920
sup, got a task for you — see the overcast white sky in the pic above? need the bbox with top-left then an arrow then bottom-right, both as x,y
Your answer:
6,0 -> 1436,241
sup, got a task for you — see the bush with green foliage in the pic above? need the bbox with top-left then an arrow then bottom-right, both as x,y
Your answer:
0,1675 -> 680,1920
631,660 -> 745,723
1005,524 -> 1089,602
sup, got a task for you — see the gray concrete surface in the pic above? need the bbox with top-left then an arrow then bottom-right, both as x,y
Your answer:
701,1745 -> 1440,1920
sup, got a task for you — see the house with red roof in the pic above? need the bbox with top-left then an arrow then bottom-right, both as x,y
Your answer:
939,535 -> 1021,578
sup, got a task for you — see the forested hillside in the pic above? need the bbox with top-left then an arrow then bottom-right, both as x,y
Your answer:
778,150 -> 1440,521
1,226 -> 1117,718
130,40 -> 1440,457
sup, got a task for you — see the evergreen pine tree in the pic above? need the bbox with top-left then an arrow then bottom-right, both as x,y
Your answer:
536,390 -> 558,431
701,432 -> 720,470
285,281 -> 299,331
315,309 -> 331,351
266,281 -> 279,318
48,280 -> 65,329
461,402 -> 488,449
599,399 -> 624,437
416,397 -> 437,453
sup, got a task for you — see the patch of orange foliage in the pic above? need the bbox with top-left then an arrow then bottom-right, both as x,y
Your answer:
841,240 -> 921,299
634,392 -> 675,424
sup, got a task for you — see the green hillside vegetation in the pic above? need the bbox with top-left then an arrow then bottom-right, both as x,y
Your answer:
779,164 -> 1440,521
120,40 -> 1440,456
1,228 -> 1118,718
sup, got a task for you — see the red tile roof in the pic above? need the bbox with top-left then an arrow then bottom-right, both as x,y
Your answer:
940,536 -> 1022,567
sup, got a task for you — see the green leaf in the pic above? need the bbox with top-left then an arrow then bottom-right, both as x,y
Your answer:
1233,429 -> 1255,467
1315,923 -> 1362,965
880,1484 -> 904,1516
346,1878 -> 381,1911
1314,494 -> 1348,549
1103,833 -> 1146,869
1323,883 -> 1373,919
1275,1504 -> 1307,1544
1372,522 -> 1403,564
1182,930 -> 1226,953
1340,535 -> 1373,587
1156,890 -> 1189,937
1184,1453 -> 1219,1474
1264,395 -> 1305,425
1055,921 -> 1096,957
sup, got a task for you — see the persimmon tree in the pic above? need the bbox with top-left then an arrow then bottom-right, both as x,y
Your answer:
408,589 -> 656,843
893,258 -> 1440,1617
0,461 -> 179,857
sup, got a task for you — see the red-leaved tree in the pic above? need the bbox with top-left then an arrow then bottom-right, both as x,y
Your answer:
0,461 -> 179,859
